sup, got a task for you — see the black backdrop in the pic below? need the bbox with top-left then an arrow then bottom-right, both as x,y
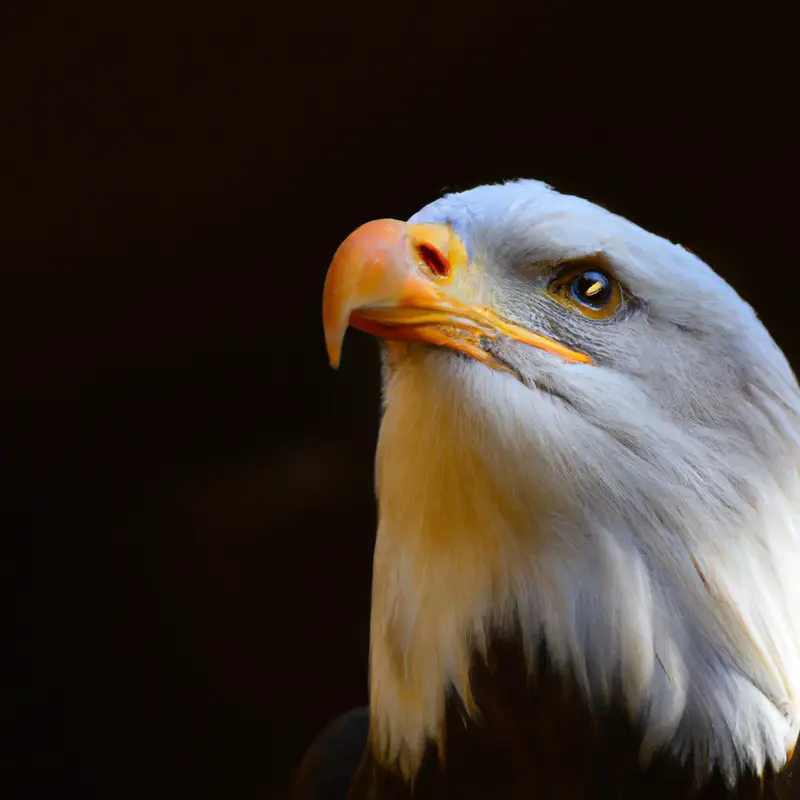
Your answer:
4,5 -> 796,798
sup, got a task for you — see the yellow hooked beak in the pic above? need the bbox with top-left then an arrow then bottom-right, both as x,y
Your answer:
322,218 -> 592,373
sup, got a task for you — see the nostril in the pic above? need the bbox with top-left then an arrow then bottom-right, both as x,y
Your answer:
417,243 -> 451,278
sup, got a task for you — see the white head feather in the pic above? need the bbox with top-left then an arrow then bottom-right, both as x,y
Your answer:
365,180 -> 800,786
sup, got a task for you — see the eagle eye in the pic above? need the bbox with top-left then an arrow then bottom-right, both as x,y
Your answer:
548,263 -> 623,320
571,270 -> 612,309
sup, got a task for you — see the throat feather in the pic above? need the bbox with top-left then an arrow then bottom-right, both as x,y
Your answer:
368,349 -> 800,786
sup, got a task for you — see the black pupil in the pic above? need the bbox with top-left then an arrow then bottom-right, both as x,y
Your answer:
571,270 -> 611,309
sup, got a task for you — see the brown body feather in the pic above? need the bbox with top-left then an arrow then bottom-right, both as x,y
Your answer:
346,637 -> 800,800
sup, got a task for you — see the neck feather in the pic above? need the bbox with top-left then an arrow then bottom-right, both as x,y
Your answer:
368,348 -> 800,786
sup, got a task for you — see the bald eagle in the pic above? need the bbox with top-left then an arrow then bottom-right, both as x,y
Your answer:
294,180 -> 800,799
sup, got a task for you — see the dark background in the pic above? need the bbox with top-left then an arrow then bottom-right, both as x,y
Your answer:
3,4 -> 796,798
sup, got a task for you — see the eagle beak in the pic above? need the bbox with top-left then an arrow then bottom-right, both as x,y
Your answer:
322,218 -> 592,371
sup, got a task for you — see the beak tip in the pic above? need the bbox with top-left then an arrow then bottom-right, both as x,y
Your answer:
324,326 -> 344,370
